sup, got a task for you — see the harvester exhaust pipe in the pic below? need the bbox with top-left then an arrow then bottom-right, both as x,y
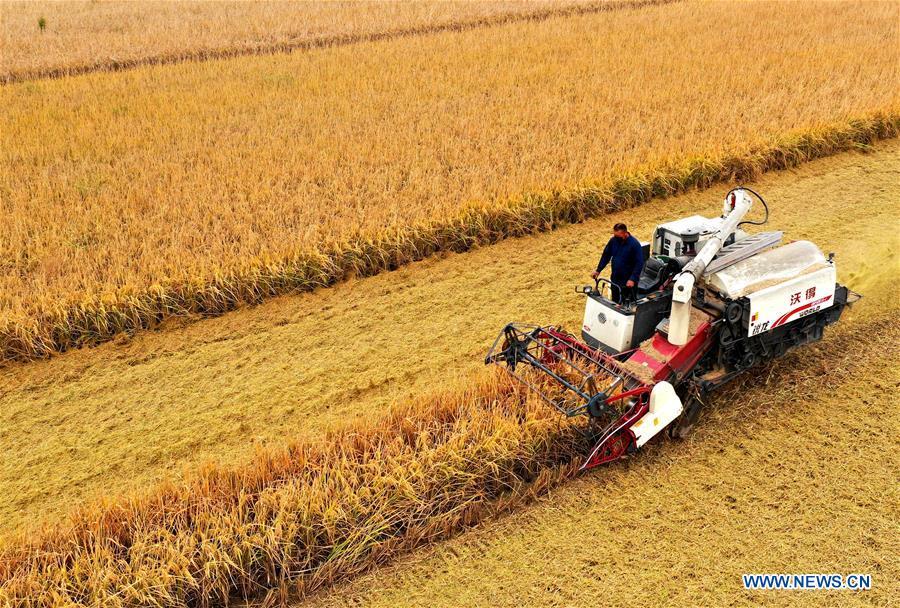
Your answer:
668,189 -> 753,345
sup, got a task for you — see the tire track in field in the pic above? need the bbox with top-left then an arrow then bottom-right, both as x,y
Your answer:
1,0 -> 679,84
2,141 -> 897,605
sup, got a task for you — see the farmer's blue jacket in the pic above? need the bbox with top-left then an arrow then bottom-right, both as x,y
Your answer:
596,234 -> 644,287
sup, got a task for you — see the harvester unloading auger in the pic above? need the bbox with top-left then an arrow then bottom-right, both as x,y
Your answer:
486,188 -> 859,471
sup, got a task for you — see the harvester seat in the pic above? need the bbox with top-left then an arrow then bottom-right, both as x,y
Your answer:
637,256 -> 681,295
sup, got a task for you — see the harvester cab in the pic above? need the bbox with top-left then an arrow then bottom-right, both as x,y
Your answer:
486,188 -> 858,471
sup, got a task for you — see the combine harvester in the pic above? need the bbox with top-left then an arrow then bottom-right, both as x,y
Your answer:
486,188 -> 858,470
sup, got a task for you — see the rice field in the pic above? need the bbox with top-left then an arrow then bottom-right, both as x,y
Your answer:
1,0 -> 897,360
0,371 -> 590,606
0,142 -> 900,606
1,2 -> 897,604
2,233 -> 897,606
0,0 -> 615,82
4,310 -> 894,606
298,317 -> 899,608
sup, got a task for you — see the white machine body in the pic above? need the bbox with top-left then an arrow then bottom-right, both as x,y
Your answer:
706,239 -> 837,336
669,190 -> 754,345
581,191 -> 843,354
490,189 -> 856,471
578,190 -> 846,450
631,381 -> 683,447
652,214 -> 749,257
581,295 -> 635,352
746,268 -> 836,336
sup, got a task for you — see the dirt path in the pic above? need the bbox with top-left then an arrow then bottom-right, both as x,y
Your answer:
1,141 -> 897,538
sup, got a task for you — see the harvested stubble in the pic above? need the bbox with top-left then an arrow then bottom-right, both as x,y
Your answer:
2,143 -> 895,542
299,316 -> 900,608
0,0 -> 658,83
0,372 -> 592,606
2,0 -> 898,362
1,313 -> 891,607
1,113 -> 897,364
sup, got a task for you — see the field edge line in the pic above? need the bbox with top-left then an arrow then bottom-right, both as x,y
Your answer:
0,0 -> 680,85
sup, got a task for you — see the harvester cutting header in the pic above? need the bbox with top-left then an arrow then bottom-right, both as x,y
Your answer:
486,189 -> 858,470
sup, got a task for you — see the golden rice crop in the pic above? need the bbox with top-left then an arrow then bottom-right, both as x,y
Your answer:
3,143 -> 895,540
0,371 -> 591,606
0,0 -> 897,362
1,116 -> 895,364
300,317 -> 900,608
0,0 -> 621,83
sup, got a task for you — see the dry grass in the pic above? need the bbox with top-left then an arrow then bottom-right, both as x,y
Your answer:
1,141 -> 896,543
0,144 -> 896,608
0,0 -> 624,83
1,0 -> 897,361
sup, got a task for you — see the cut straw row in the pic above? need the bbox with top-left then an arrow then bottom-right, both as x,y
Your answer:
1,112 -> 896,363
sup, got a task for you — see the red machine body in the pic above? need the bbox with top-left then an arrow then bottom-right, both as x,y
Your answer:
487,321 -> 716,471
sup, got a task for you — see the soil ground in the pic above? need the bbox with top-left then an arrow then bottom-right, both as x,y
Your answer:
1,140 -> 897,547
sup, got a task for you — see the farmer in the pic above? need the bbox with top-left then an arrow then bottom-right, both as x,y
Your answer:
591,222 -> 644,303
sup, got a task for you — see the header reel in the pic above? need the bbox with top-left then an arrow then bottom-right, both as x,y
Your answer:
485,323 -> 656,469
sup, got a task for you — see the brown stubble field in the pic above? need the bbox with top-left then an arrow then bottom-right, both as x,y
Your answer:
296,319 -> 899,608
2,142 -> 898,605
1,1 -> 898,605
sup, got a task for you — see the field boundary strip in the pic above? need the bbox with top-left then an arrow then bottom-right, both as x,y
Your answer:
0,0 -> 679,84
0,315 -> 893,607
0,111 -> 896,365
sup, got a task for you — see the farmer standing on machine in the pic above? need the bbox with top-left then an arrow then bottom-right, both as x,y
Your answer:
591,222 -> 644,303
